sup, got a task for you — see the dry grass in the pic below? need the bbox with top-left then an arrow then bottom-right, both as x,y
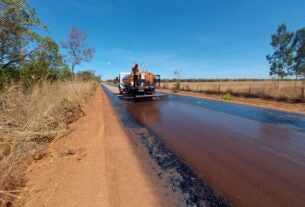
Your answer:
162,80 -> 305,102
0,81 -> 96,206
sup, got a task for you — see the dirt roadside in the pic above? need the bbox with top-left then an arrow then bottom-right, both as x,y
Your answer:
20,87 -> 166,207
159,89 -> 305,114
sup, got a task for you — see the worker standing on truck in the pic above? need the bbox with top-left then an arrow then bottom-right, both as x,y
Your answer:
132,63 -> 140,74
131,63 -> 140,87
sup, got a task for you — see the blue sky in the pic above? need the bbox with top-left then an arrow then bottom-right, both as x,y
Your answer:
30,0 -> 305,80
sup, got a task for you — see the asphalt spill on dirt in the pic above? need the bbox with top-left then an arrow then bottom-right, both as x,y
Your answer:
102,86 -> 230,207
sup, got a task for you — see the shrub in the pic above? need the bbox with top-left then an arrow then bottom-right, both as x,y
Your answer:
76,70 -> 101,82
223,93 -> 232,101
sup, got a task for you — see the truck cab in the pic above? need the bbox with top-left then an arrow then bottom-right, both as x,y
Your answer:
118,72 -> 130,94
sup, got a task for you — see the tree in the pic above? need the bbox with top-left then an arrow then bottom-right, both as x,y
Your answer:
0,0 -> 44,69
293,28 -> 305,80
20,37 -> 67,89
266,24 -> 295,80
293,28 -> 305,99
61,26 -> 95,78
0,0 -> 45,86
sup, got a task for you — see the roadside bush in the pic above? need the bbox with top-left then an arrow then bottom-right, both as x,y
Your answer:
49,66 -> 73,81
223,93 -> 232,101
0,67 -> 20,89
76,70 -> 101,82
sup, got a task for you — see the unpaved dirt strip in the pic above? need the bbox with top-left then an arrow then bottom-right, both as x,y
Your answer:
22,88 -> 167,207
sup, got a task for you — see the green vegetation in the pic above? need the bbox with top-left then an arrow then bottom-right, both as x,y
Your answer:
266,24 -> 294,79
266,24 -> 305,99
77,70 -> 101,82
223,93 -> 232,101
267,24 -> 305,83
293,28 -> 305,82
0,0 -> 99,91
0,0 -> 45,86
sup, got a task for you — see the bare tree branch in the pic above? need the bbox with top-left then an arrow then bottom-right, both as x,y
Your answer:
61,26 -> 95,78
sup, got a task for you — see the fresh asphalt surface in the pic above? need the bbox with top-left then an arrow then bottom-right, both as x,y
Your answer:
106,86 -> 305,207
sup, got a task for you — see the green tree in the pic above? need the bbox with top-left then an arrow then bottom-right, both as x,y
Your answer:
0,0 -> 45,68
293,28 -> 305,99
293,28 -> 305,80
50,65 -> 72,81
266,24 -> 295,80
0,0 -> 45,86
20,37 -> 68,89
0,0 -> 75,90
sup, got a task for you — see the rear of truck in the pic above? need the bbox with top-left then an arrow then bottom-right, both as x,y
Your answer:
127,72 -> 160,96
118,71 -> 161,97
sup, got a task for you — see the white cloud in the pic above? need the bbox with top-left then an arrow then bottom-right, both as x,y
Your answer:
64,0 -> 114,14
107,62 -> 111,65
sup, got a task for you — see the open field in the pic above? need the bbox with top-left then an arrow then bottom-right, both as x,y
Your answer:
158,88 -> 305,114
161,80 -> 305,101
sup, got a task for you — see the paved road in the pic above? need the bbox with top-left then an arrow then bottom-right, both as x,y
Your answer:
125,93 -> 305,207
